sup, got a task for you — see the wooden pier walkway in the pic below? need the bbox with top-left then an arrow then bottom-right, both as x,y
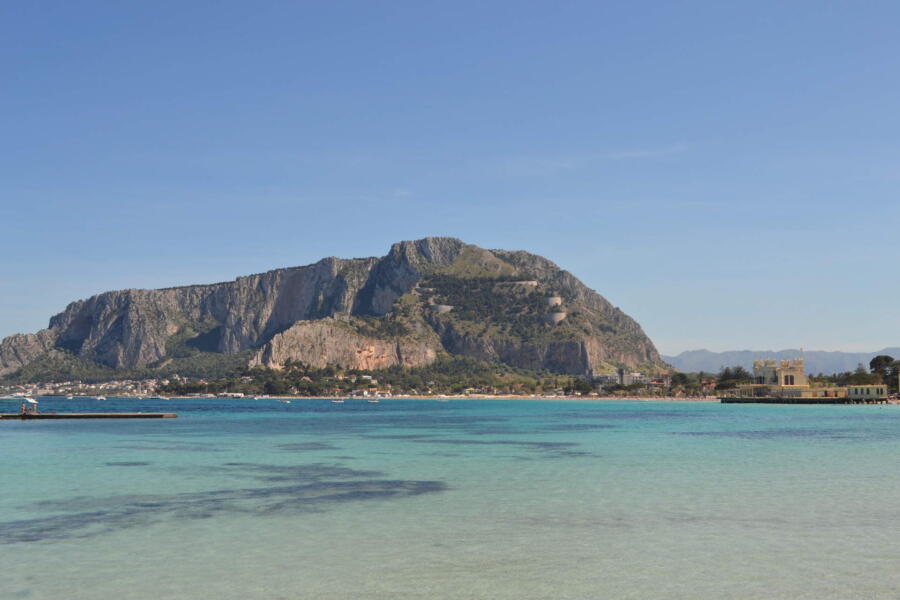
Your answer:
0,412 -> 177,420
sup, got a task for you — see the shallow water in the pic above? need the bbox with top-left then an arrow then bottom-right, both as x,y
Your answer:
2,398 -> 899,599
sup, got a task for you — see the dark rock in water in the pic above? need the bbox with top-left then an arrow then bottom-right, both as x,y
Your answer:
0,237 -> 664,377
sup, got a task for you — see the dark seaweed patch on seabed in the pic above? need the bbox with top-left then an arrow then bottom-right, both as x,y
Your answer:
674,428 -> 867,440
409,438 -> 594,458
218,462 -> 382,482
555,409 -> 707,421
275,442 -> 339,452
361,434 -> 436,440
111,440 -> 225,452
537,423 -> 617,432
174,412 -> 512,438
412,439 -> 576,449
360,413 -> 511,429
1,463 -> 446,544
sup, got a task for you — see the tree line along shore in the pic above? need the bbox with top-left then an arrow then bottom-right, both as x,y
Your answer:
5,355 -> 898,401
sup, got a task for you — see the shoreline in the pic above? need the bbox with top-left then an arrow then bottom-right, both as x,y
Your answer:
28,394 -> 900,405
71,394 -> 722,403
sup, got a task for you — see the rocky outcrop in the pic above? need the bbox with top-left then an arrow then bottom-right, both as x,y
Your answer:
433,320 -> 657,376
0,237 -> 665,377
437,326 -> 592,374
250,318 -> 439,370
0,330 -> 58,375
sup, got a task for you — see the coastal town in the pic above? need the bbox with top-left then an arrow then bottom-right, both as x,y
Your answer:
4,355 -> 897,403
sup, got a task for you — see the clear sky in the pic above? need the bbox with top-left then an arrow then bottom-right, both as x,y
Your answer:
2,1 -> 899,355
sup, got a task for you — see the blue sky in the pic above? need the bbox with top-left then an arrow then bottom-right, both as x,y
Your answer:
2,1 -> 898,354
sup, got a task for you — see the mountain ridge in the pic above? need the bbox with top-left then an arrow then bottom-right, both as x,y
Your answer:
1,237 -> 665,380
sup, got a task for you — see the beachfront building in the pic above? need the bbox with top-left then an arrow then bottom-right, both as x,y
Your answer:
724,357 -> 897,403
750,359 -> 807,387
846,385 -> 889,401
730,359 -> 847,400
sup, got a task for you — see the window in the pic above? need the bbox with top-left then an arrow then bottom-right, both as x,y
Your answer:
784,375 -> 794,385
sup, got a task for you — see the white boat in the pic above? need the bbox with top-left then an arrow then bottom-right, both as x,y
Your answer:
331,399 -> 345,404
279,399 -> 291,404
367,399 -> 380,404
65,394 -> 74,400
95,395 -> 106,401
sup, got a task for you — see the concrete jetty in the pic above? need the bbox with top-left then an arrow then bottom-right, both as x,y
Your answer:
0,412 -> 177,420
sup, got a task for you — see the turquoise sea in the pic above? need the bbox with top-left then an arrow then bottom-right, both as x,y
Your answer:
2,397 -> 899,599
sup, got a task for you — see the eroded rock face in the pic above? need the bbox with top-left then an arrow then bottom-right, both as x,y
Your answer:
250,318 -> 439,371
0,236 -> 664,377
0,330 -> 57,375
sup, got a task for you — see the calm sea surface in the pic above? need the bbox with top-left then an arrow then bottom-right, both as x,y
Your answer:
2,397 -> 899,599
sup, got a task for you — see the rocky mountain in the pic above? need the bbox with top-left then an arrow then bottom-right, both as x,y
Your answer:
663,348 -> 900,375
1,237 -> 665,379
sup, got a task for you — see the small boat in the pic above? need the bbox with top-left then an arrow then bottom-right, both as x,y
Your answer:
331,399 -> 345,404
367,399 -> 380,404
65,394 -> 74,400
95,396 -> 106,401
279,399 -> 291,404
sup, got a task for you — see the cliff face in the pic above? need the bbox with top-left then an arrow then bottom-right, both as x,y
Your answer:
0,237 -> 664,377
0,330 -> 58,375
249,318 -> 439,371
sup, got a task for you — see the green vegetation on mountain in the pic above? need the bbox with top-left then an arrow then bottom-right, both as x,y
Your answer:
348,314 -> 412,339
422,274 -> 597,344
158,355 -> 593,397
5,348 -> 251,384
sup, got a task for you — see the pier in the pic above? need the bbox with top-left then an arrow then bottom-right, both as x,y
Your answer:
0,412 -> 177,420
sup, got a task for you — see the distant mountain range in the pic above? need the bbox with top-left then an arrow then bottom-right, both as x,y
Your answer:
663,348 -> 900,375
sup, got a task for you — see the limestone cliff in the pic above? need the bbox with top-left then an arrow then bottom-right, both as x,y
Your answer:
249,318 -> 439,371
0,330 -> 58,375
0,237 -> 665,378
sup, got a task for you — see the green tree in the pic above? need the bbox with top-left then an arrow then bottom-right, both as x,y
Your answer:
671,372 -> 690,387
870,355 -> 895,378
715,365 -> 752,390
